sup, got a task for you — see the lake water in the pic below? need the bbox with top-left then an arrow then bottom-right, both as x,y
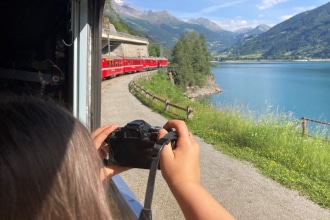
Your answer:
208,61 -> 330,122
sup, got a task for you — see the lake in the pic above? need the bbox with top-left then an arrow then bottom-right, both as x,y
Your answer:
208,61 -> 330,122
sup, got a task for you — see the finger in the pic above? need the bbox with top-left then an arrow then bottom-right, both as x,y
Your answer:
100,166 -> 131,181
157,128 -> 168,139
98,141 -> 110,159
158,128 -> 174,164
92,124 -> 118,149
91,124 -> 112,138
110,166 -> 131,175
163,120 -> 190,138
159,143 -> 174,173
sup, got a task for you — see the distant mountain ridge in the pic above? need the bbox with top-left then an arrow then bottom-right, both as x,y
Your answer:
110,0 -> 330,59
110,0 -> 269,52
187,17 -> 223,32
228,2 -> 330,59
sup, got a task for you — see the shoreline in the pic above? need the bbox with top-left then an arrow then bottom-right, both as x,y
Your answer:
214,59 -> 330,63
184,74 -> 221,99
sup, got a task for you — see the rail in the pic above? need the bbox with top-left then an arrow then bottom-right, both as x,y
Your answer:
108,176 -> 143,219
130,78 -> 193,120
102,28 -> 149,43
301,117 -> 330,136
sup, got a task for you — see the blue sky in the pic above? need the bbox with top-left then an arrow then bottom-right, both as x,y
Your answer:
121,0 -> 330,31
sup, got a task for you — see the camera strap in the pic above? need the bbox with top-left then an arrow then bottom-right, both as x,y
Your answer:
138,130 -> 178,220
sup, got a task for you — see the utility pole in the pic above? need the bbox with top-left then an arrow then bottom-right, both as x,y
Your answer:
159,44 -> 163,57
107,31 -> 110,55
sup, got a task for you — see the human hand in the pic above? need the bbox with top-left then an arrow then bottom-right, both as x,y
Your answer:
159,121 -> 236,220
158,120 -> 200,188
158,120 -> 234,220
91,124 -> 130,181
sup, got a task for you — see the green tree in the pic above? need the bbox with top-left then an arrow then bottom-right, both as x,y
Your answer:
148,44 -> 161,57
170,31 -> 213,89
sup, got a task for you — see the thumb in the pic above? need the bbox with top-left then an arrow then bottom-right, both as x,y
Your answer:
160,142 -> 174,161
157,129 -> 174,162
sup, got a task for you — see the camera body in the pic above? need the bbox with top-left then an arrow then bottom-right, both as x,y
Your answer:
105,120 -> 162,169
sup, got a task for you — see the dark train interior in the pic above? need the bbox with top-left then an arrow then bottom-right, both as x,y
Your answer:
0,0 -> 72,102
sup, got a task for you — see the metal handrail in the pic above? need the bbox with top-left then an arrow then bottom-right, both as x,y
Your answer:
108,175 -> 143,219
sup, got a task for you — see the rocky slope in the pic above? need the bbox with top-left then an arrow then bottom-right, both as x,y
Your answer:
184,74 -> 222,98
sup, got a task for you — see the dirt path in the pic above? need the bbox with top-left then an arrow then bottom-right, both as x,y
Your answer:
101,73 -> 330,220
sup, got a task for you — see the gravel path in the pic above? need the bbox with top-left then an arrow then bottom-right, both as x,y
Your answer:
101,73 -> 330,220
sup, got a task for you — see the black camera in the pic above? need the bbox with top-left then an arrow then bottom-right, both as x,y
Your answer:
105,120 -> 166,169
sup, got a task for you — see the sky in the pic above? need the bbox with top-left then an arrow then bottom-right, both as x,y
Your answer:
121,0 -> 330,31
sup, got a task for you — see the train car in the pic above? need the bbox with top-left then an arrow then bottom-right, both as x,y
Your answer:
101,56 -> 124,79
143,57 -> 158,71
101,55 -> 169,79
158,57 -> 169,68
123,57 -> 144,74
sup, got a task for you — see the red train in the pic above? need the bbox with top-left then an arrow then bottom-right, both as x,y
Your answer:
101,55 -> 168,79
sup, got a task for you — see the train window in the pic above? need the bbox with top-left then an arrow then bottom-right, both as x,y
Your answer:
1,1 -> 143,219
0,0 -> 69,102
1,0 -> 104,129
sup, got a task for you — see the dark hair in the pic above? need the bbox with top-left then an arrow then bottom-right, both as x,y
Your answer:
0,96 -> 112,219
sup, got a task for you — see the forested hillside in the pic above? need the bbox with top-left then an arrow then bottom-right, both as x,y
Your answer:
103,0 -> 165,56
109,0 -> 270,53
103,0 -> 147,37
227,2 -> 330,59
119,11 -> 236,53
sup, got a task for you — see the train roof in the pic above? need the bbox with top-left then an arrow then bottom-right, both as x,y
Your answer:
102,55 -> 168,60
103,55 -> 123,59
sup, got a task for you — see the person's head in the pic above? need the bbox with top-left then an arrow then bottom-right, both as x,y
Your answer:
0,96 -> 112,220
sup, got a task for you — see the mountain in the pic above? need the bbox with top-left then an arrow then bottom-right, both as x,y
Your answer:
246,24 -> 271,35
233,24 -> 271,44
110,0 -> 268,53
187,17 -> 223,32
111,0 -> 143,18
228,2 -> 330,59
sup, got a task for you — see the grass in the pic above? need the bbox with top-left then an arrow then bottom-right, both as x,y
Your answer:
130,71 -> 330,209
